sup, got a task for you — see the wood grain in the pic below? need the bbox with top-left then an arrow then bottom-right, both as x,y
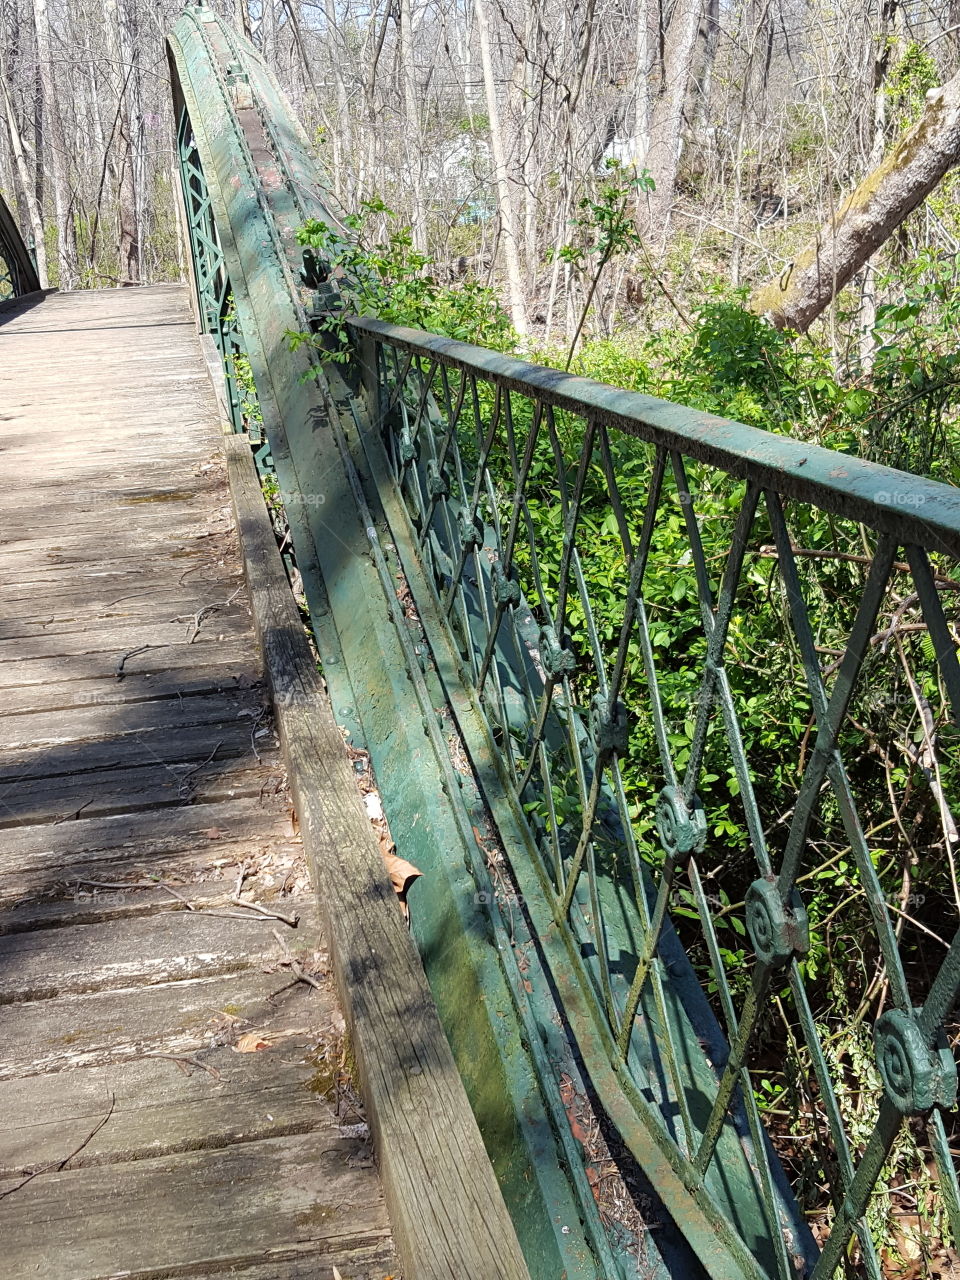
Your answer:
0,286 -> 398,1279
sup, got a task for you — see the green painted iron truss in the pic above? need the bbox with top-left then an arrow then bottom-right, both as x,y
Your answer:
0,194 -> 40,301
168,9 -> 960,1277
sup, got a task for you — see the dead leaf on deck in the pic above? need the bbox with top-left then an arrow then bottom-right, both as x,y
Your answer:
234,1032 -> 271,1053
201,826 -> 225,840
233,1028 -> 309,1053
380,847 -> 422,927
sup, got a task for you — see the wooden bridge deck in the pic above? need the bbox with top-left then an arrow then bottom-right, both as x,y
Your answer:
0,286 -> 398,1279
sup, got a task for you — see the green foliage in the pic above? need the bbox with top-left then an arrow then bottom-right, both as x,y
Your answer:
867,249 -> 960,479
550,161 -> 654,273
289,199 -> 515,361
288,222 -> 959,1249
886,41 -> 940,130
457,270 -> 958,1259
549,161 -> 654,364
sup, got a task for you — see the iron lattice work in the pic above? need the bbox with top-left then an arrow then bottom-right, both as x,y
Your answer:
0,194 -> 40,300
176,107 -> 245,433
348,317 -> 960,1279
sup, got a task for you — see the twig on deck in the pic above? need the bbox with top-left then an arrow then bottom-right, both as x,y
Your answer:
186,588 -> 242,644
71,876 -> 196,911
231,897 -> 299,927
145,1051 -> 222,1080
271,928 -> 323,990
0,1092 -> 116,1201
116,644 -> 162,679
176,741 -> 223,793
54,797 -> 94,824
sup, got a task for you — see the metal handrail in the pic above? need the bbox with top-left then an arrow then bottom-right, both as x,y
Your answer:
348,312 -> 960,1280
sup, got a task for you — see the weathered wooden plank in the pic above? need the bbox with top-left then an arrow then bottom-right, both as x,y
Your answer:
224,431 -> 530,1279
0,691 -> 267,751
0,1038 -> 328,1174
0,903 -> 314,1003
0,1131 -> 392,1280
0,533 -> 237,574
0,762 -> 282,828
0,589 -> 245,636
0,562 -> 238,601
0,967 -> 320,1079
0,638 -> 259,689
0,870 -> 281,932
0,502 -> 232,546
0,716 -> 272,782
181,1247 -> 400,1280
0,795 -> 290,875
0,611 -> 249,661
0,671 -> 259,718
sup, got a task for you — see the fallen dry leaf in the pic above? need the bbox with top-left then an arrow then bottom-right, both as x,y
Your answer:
380,848 -> 422,926
201,826 -> 225,840
383,851 -> 422,898
234,1032 -> 271,1053
233,1028 -> 309,1053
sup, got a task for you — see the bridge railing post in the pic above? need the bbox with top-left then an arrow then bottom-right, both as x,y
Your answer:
356,330 -> 383,429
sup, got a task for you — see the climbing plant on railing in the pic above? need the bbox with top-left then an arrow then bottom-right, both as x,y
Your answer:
289,198 -> 514,357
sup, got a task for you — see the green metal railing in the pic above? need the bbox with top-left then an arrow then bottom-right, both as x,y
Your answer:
176,107 -> 245,433
347,317 -> 960,1278
166,7 -> 960,1273
0,194 -> 40,301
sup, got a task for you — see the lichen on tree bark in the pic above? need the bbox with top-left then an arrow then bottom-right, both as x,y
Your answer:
750,71 -> 960,332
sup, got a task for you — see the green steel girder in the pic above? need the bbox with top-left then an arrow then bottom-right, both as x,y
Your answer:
166,11 -> 643,1279
0,194 -> 41,301
166,8 -> 960,1277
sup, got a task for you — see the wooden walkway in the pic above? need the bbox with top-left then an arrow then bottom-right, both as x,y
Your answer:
0,286 -> 398,1279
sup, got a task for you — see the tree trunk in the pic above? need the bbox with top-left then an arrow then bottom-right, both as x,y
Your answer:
475,0 -> 528,335
0,58 -> 48,286
234,0 -> 252,41
33,0 -> 76,287
627,0 -> 652,165
398,0 -> 427,251
750,70 -> 960,332
691,0 -> 720,135
104,0 -> 142,285
644,0 -> 703,240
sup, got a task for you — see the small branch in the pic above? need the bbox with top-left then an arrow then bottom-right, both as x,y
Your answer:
0,1092 -> 116,1201
115,644 -> 163,680
145,1051 -> 222,1080
271,928 -> 323,990
231,897 -> 300,927
758,544 -> 960,591
54,797 -> 94,824
188,605 -> 220,644
185,587 -> 242,645
176,741 -> 223,789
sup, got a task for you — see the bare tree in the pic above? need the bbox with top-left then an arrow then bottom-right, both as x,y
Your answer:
32,0 -> 75,286
751,69 -> 960,331
644,0 -> 704,240
475,0 -> 528,333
